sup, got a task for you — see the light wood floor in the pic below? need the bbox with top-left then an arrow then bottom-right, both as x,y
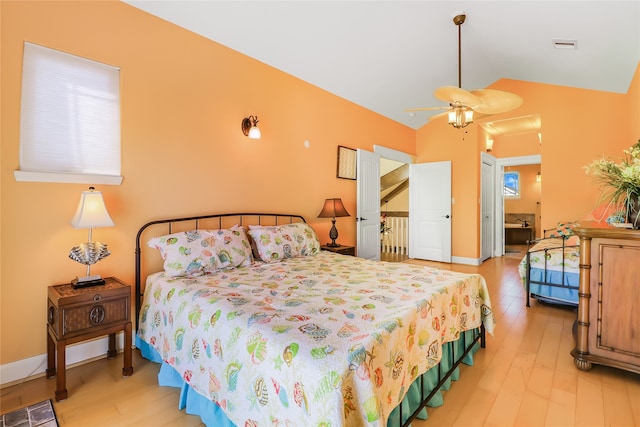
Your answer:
2,255 -> 639,426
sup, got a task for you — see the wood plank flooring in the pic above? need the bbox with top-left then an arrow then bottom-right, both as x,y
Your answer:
1,255 -> 639,426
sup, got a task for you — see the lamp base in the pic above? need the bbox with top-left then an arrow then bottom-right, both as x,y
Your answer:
72,275 -> 106,289
325,242 -> 341,247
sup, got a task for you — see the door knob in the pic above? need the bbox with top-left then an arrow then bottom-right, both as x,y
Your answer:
444,215 -> 450,219
356,217 -> 368,222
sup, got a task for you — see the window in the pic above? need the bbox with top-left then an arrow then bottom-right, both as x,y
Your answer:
15,42 -> 122,184
503,171 -> 520,199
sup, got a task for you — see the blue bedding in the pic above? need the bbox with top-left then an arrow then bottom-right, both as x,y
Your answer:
518,237 -> 580,306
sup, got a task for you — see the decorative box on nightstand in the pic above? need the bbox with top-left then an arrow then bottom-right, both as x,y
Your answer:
46,276 -> 133,401
320,244 -> 356,256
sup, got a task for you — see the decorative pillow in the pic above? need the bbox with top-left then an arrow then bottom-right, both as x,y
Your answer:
147,225 -> 253,276
247,223 -> 320,262
208,225 -> 253,271
147,230 -> 219,277
283,222 -> 321,256
548,221 -> 579,237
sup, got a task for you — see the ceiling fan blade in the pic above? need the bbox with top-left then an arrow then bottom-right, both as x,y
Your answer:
470,89 -> 523,114
434,86 -> 482,108
405,106 -> 450,112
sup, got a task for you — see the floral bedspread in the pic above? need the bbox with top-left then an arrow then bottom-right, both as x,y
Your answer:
138,252 -> 495,427
518,238 -> 580,283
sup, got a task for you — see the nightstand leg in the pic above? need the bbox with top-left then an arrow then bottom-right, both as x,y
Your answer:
55,340 -> 67,401
122,322 -> 133,377
107,333 -> 117,359
46,329 -> 56,378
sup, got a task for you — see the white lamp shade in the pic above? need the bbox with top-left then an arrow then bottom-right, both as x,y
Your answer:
71,189 -> 114,229
248,126 -> 261,139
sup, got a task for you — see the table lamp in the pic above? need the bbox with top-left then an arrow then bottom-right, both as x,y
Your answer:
68,187 -> 114,288
317,198 -> 350,247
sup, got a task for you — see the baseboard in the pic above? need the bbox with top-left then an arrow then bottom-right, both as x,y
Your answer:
0,332 -> 125,388
451,256 -> 482,266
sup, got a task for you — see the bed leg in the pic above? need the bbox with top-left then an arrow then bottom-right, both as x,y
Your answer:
480,324 -> 486,348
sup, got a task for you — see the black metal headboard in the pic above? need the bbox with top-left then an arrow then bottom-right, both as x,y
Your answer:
134,213 -> 306,329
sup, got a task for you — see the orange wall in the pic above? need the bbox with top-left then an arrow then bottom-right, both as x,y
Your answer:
417,70 -> 639,259
0,1 -> 415,364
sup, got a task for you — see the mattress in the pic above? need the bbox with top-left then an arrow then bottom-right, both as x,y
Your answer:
137,251 -> 495,426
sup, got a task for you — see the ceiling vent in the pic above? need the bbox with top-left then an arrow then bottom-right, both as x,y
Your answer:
552,39 -> 577,49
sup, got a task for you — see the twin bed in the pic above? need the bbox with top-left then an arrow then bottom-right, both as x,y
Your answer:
518,223 -> 580,307
134,213 -> 496,426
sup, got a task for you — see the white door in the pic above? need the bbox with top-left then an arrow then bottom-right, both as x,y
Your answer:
409,161 -> 452,262
356,149 -> 381,260
480,155 -> 495,262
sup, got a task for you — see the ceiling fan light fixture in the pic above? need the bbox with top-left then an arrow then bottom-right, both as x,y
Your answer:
448,107 -> 473,129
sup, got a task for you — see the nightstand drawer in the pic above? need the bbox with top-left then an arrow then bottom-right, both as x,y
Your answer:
49,297 -> 128,338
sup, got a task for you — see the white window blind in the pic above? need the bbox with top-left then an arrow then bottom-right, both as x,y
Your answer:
15,42 -> 122,184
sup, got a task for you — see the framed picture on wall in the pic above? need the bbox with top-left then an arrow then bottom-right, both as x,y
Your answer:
337,145 -> 356,180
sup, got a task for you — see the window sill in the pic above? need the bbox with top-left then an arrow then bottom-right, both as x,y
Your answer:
14,170 -> 123,185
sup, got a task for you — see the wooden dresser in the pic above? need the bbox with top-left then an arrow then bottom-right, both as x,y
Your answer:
572,223 -> 640,374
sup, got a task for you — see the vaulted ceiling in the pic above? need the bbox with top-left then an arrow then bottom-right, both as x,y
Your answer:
124,1 -> 640,130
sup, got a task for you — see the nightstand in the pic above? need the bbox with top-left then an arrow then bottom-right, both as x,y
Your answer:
46,277 -> 133,401
320,244 -> 356,256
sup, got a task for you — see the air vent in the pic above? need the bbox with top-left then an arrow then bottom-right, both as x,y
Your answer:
552,39 -> 577,49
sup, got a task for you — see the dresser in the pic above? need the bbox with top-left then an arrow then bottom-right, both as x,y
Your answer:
571,223 -> 640,374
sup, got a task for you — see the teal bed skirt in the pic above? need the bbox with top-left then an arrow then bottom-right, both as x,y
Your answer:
136,328 -> 481,427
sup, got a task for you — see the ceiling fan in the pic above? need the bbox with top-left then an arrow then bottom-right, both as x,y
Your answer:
406,13 -> 523,129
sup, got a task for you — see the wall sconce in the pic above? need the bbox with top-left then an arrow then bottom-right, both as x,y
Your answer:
486,139 -> 494,152
241,115 -> 261,139
448,105 -> 474,129
536,171 -> 542,183
69,187 -> 114,288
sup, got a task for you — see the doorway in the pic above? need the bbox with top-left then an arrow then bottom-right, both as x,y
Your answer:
493,155 -> 542,257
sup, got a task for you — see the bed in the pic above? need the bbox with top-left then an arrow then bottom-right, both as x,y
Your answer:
518,223 -> 580,307
134,213 -> 495,427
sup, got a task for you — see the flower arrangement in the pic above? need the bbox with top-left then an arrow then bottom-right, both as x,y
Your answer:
380,213 -> 392,234
585,140 -> 640,227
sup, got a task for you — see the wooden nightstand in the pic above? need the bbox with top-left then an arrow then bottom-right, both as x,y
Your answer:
46,277 -> 133,401
321,244 -> 356,256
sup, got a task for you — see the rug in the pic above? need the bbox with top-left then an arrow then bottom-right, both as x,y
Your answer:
0,399 -> 58,427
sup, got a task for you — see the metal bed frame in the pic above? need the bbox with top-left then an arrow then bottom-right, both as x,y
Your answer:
524,229 -> 580,307
134,212 -> 485,427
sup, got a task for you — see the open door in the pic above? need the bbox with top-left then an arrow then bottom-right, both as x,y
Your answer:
356,149 -> 380,260
481,153 -> 495,262
409,161 -> 452,262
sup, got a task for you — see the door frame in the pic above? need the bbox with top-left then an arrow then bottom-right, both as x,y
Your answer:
480,152 -> 496,262
494,154 -> 542,256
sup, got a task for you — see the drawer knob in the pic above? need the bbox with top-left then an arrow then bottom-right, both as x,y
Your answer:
89,305 -> 105,325
93,294 -> 101,301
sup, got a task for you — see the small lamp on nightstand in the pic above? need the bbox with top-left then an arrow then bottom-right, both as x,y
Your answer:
68,187 -> 114,288
317,198 -> 350,247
